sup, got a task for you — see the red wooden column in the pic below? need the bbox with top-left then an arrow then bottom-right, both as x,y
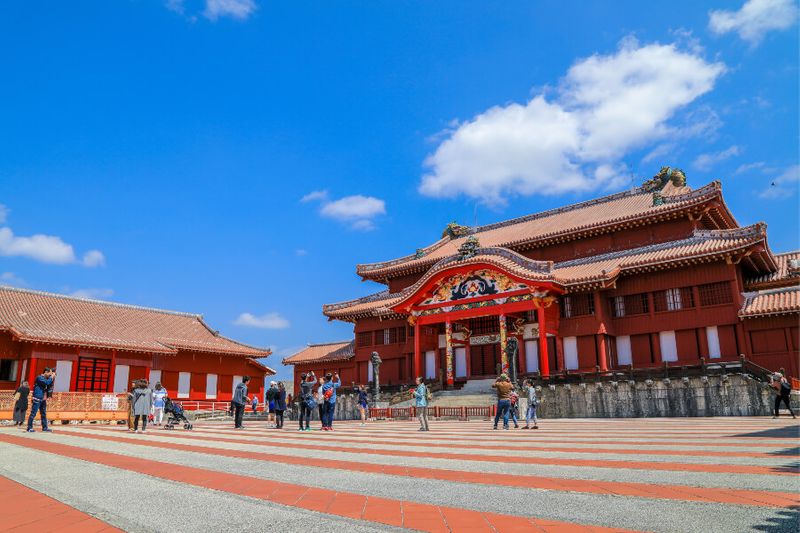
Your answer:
413,321 -> 422,380
536,306 -> 550,378
499,313 -> 508,375
597,334 -> 609,371
445,320 -> 454,386
108,348 -> 117,393
28,355 -> 38,386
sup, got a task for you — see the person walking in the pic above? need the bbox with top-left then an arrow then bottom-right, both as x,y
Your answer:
298,372 -> 316,431
274,382 -> 287,429
151,383 -> 167,426
27,367 -> 55,433
131,379 -> 153,433
13,380 -> 30,426
232,376 -> 250,429
356,384 -> 369,426
491,374 -> 514,430
321,372 -> 341,431
251,394 -> 259,414
509,389 -> 520,429
522,379 -> 539,429
413,377 -> 429,431
266,381 -> 278,428
316,376 -> 326,424
772,372 -> 797,419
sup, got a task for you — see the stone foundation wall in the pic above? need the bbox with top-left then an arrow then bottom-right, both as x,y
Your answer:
535,375 -> 774,418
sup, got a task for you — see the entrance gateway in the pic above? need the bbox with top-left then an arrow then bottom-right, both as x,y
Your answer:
389,239 -> 562,386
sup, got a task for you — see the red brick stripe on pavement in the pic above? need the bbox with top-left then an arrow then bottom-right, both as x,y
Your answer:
75,424 -> 800,477
0,434 -> 637,533
53,426 -> 800,509
0,474 -> 122,532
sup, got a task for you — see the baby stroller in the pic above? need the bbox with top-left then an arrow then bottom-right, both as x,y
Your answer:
164,397 -> 193,430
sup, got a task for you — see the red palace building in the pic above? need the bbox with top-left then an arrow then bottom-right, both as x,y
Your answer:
0,287 -> 274,401
285,168 -> 799,389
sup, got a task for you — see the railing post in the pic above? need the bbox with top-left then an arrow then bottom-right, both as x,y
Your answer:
461,406 -> 466,420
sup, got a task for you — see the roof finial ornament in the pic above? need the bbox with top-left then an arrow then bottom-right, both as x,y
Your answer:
642,166 -> 687,192
457,235 -> 481,260
442,221 -> 471,240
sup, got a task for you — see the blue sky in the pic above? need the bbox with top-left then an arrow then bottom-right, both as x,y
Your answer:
1,0 -> 797,383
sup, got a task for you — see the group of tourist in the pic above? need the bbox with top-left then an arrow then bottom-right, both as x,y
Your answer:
12,367 -> 55,432
492,374 -> 539,430
296,371 -> 341,431
231,376 -> 289,429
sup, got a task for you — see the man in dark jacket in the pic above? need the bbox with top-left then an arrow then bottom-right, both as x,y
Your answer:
298,372 -> 316,431
27,367 -> 55,433
232,376 -> 250,429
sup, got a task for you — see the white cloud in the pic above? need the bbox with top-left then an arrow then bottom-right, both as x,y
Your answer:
204,0 -> 256,21
234,312 -> 290,329
300,190 -> 328,203
0,272 -> 26,287
303,192 -> 387,231
421,38 -> 725,206
82,250 -> 106,267
759,165 -> 800,199
70,288 -> 114,300
295,249 -> 308,256
692,145 -> 741,171
0,205 -> 8,224
709,0 -> 798,45
735,161 -> 770,175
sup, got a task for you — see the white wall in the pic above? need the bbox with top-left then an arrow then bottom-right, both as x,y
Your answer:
616,336 -> 632,366
206,373 -> 218,399
524,340 -> 539,373
53,361 -> 72,392
455,347 -> 467,378
564,337 -> 579,370
149,369 -> 162,388
424,350 -> 436,380
178,372 -> 191,398
19,360 -> 27,386
113,365 -> 130,393
706,326 -> 721,359
659,331 -> 678,362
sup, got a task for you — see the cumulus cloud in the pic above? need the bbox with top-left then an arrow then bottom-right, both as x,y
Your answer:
302,192 -> 386,231
692,146 -> 741,171
0,227 -> 105,267
204,0 -> 257,20
82,250 -> 106,267
0,272 -> 26,287
709,0 -> 798,45
234,312 -> 290,329
70,288 -> 114,300
759,165 -> 800,199
420,38 -> 725,206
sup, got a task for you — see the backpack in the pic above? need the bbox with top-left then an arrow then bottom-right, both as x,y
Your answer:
780,379 -> 792,393
323,388 -> 334,401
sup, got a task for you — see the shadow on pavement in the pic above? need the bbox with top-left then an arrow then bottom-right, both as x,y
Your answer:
751,506 -> 800,533
730,426 -> 800,439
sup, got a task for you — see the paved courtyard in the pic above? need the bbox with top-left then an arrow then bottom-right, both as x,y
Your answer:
0,417 -> 798,532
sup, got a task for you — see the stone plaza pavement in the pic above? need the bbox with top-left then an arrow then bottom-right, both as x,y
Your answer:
0,417 -> 798,532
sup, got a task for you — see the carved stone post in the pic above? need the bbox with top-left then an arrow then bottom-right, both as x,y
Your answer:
371,351 -> 383,404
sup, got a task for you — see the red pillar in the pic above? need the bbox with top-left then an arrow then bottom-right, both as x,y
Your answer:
445,320 -> 454,386
537,307 -> 550,378
108,348 -> 117,392
597,334 -> 608,371
413,321 -> 422,380
28,355 -> 38,385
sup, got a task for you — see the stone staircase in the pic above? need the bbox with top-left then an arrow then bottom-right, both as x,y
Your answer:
387,378 -> 497,407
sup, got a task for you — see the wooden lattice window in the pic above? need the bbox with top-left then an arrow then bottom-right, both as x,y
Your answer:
653,287 -> 694,312
560,294 -> 595,318
387,328 -> 398,344
698,282 -> 733,306
356,331 -> 373,347
610,293 -> 648,317
469,316 -> 500,335
75,357 -> 111,392
397,327 -> 406,344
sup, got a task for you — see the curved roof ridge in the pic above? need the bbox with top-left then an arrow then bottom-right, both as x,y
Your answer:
322,289 -> 395,313
555,223 -> 766,270
0,285 -> 200,318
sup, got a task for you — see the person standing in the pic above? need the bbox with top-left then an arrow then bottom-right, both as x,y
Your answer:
274,382 -> 287,429
772,372 -> 797,419
151,383 -> 167,426
232,376 -> 250,429
523,379 -> 539,429
413,377 -> 429,431
321,372 -> 341,431
251,394 -> 259,414
316,376 -> 326,424
491,374 -> 514,430
265,381 -> 278,428
356,384 -> 369,426
131,379 -> 153,433
298,372 -> 316,431
13,380 -> 30,427
509,389 -> 520,429
26,368 -> 55,433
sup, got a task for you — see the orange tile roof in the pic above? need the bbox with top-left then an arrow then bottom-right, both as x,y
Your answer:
740,287 -> 800,318
745,251 -> 800,290
357,181 -> 732,281
0,286 -> 271,357
282,341 -> 355,365
324,225 -> 773,322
